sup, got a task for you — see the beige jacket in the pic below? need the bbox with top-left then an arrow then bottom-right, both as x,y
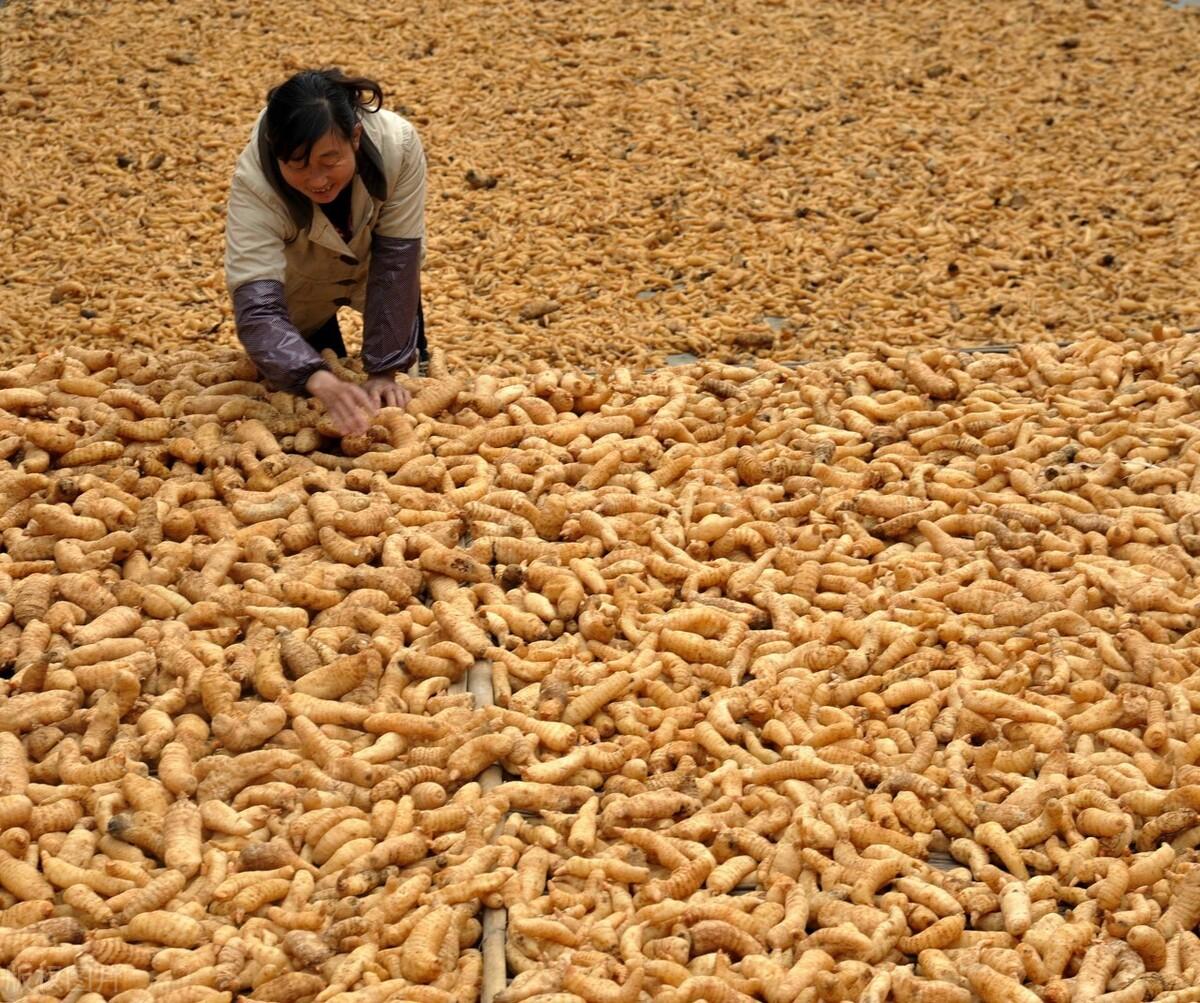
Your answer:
224,107 -> 425,336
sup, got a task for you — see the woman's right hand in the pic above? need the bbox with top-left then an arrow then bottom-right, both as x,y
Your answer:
306,369 -> 377,437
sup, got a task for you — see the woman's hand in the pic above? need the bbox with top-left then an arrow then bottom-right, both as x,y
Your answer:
363,370 -> 412,410
306,369 -> 377,437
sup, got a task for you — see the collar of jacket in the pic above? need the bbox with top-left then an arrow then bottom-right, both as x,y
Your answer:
256,114 -> 388,233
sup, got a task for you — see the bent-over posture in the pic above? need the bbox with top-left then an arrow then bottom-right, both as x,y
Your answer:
225,68 -> 427,435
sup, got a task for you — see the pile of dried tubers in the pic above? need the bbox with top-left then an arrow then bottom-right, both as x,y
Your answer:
2,329 -> 1200,1002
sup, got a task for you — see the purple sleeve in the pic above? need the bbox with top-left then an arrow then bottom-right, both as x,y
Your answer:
362,235 -> 421,375
232,280 -> 329,395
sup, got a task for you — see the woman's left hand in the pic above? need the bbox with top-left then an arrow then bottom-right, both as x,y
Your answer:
363,371 -> 412,409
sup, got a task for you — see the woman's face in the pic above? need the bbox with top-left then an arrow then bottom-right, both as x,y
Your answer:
278,123 -> 361,203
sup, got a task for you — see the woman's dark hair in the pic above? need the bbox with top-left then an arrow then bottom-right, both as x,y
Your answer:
265,68 -> 382,164
259,68 -> 388,226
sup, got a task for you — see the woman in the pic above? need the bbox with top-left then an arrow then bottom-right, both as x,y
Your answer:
225,69 -> 427,435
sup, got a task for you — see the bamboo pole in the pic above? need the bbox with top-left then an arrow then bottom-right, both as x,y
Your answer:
481,907 -> 508,1003
470,657 -> 509,1003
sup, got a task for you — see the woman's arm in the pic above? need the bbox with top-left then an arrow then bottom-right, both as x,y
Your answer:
231,279 -> 328,394
362,235 -> 422,376
225,170 -> 329,394
226,168 -> 374,432
234,278 -> 374,432
361,121 -> 427,378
